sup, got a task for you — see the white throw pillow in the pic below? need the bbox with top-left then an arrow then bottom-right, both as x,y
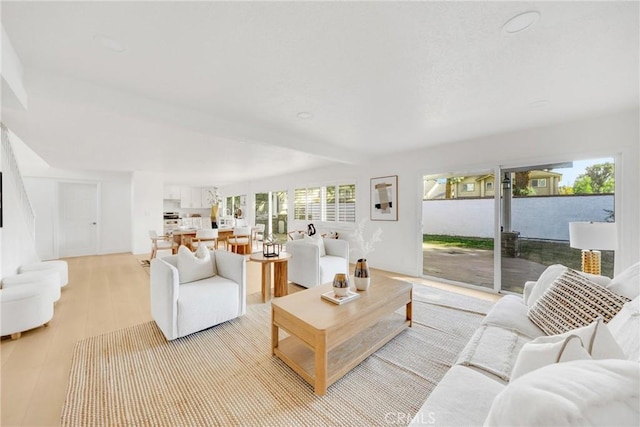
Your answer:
527,264 -> 611,308
528,318 -> 625,360
485,360 -> 640,427
511,335 -> 591,380
607,296 -> 640,361
607,261 -> 640,300
177,245 -> 215,284
303,234 -> 326,257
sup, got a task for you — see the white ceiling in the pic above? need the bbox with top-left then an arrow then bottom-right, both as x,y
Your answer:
1,1 -> 638,185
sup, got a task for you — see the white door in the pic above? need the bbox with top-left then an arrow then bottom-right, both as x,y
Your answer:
59,182 -> 98,257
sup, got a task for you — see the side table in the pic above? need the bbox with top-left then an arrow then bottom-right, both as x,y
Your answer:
249,252 -> 292,303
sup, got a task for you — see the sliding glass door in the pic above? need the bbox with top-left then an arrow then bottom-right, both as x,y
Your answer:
422,171 -> 495,290
422,156 -> 615,293
255,190 -> 288,240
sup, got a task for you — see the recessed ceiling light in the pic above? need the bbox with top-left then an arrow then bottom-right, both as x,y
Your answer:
296,112 -> 313,119
93,34 -> 126,53
501,11 -> 540,35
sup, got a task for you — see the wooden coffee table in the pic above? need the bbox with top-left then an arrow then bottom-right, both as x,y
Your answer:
271,279 -> 412,395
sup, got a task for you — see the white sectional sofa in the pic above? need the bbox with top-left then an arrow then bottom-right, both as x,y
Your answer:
411,262 -> 640,426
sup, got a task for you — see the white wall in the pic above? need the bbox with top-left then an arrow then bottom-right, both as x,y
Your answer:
23,172 -> 133,260
222,109 -> 640,276
131,171 -> 164,255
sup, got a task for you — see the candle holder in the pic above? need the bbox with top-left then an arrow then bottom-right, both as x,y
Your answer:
263,235 -> 281,258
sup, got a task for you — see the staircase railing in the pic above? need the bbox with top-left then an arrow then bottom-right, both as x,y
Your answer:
1,123 -> 36,239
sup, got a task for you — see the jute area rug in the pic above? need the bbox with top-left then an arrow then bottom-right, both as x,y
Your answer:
61,285 -> 494,426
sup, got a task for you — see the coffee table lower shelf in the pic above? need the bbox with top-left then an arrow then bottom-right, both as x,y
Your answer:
273,313 -> 409,394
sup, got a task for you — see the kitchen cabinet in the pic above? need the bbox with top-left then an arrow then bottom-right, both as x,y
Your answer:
179,186 -> 212,209
163,185 -> 181,200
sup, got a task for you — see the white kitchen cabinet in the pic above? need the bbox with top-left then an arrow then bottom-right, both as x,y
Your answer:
191,188 -> 204,208
163,185 -> 181,200
180,186 -> 192,208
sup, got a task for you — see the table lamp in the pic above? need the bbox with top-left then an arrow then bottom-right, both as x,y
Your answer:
569,221 -> 617,275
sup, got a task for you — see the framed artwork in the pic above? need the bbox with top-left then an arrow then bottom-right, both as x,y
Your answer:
370,175 -> 397,221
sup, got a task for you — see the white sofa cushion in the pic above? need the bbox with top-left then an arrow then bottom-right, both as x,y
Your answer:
320,256 -> 348,285
410,365 -> 505,427
177,245 -> 215,284
607,296 -> 640,361
528,269 -> 630,335
511,334 -> 592,380
485,359 -> 640,427
482,295 -> 545,339
607,261 -> 640,300
532,317 -> 625,360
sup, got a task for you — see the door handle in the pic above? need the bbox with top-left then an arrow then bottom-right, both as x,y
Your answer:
92,222 -> 97,225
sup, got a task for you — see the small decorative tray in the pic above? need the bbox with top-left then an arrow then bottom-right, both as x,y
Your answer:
321,290 -> 360,305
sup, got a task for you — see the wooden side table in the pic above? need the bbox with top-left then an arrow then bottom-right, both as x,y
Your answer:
249,252 -> 292,303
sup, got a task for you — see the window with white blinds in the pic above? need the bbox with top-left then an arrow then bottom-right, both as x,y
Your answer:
294,183 -> 356,223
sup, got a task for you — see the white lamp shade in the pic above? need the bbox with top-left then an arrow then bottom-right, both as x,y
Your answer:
569,222 -> 617,251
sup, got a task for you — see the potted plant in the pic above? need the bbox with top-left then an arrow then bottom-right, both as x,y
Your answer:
350,218 -> 382,290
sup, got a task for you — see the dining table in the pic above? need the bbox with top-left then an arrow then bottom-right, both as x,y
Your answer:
171,227 -> 235,250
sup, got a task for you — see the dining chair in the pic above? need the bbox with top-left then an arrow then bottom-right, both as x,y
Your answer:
190,229 -> 219,251
227,226 -> 252,254
253,224 -> 265,250
149,230 -> 178,259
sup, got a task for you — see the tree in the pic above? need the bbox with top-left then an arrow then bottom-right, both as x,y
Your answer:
512,171 -> 535,196
573,176 -> 594,194
445,177 -> 464,199
573,162 -> 615,194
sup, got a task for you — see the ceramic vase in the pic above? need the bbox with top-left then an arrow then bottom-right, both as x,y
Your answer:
354,258 -> 370,291
333,273 -> 350,297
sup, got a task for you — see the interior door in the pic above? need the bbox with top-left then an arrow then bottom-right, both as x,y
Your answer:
59,182 -> 98,257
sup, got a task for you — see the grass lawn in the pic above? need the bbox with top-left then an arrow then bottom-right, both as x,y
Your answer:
423,234 -> 615,278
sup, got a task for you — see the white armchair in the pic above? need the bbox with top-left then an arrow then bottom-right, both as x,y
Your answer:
286,237 -> 349,288
150,249 -> 246,340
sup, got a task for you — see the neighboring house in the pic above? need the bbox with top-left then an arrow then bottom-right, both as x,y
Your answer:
423,170 -> 563,199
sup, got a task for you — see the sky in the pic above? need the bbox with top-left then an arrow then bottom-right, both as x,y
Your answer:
551,157 -> 614,187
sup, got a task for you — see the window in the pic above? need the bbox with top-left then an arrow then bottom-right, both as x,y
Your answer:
462,183 -> 475,192
486,182 -> 494,191
294,183 -> 356,222
531,178 -> 547,188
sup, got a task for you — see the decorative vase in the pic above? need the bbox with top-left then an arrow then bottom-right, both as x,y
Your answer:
332,273 -> 350,297
354,258 -> 370,291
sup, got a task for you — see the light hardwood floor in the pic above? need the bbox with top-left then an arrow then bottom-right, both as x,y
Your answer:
1,252 -> 499,426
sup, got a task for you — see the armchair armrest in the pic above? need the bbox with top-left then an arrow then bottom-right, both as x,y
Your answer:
213,250 -> 247,315
286,240 -> 321,287
150,258 -> 180,339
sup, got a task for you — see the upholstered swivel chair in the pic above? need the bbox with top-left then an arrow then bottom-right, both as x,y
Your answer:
286,236 -> 349,288
150,248 -> 246,340
149,230 -> 178,259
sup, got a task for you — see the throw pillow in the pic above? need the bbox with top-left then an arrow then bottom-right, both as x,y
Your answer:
606,261 -> 640,300
607,296 -> 640,361
303,233 -> 326,257
510,335 -> 591,380
177,245 -> 215,284
528,269 -> 630,335
485,360 -> 640,427
527,264 -> 611,308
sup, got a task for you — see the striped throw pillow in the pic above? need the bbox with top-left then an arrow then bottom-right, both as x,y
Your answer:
528,269 -> 630,335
